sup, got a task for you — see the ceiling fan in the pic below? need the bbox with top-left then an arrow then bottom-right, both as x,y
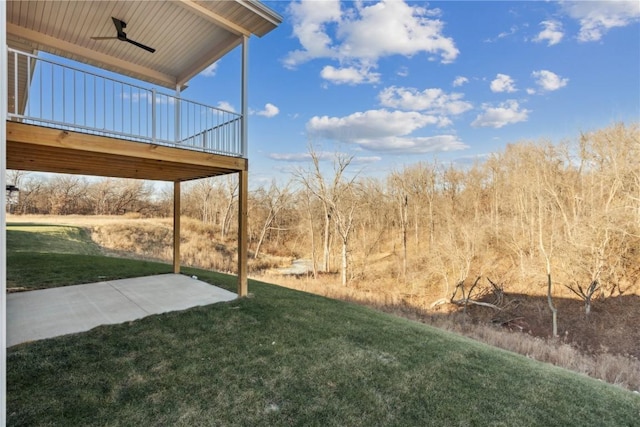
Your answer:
91,17 -> 156,53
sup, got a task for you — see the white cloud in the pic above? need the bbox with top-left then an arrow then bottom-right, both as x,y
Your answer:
350,135 -> 468,153
490,74 -> 517,93
562,1 -> 640,42
397,67 -> 409,77
284,0 -> 459,84
378,86 -> 472,115
268,151 -> 381,164
320,65 -> 380,85
452,76 -> 469,87
269,151 -> 331,162
284,0 -> 342,67
498,26 -> 519,39
200,63 -> 218,77
335,1 -> 459,63
306,109 -> 467,153
436,116 -> 453,128
217,101 -> 236,112
532,70 -> 568,92
471,100 -> 530,128
308,109 -> 439,140
484,25 -> 519,43
533,20 -> 564,46
253,103 -> 280,118
352,156 -> 383,164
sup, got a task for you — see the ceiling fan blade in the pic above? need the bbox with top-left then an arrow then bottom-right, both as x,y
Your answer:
126,38 -> 156,53
112,17 -> 126,34
94,17 -> 155,53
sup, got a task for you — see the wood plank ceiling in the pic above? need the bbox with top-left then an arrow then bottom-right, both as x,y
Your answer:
6,0 -> 282,89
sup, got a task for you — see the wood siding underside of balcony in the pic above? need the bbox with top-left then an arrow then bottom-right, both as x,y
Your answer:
6,121 -> 247,181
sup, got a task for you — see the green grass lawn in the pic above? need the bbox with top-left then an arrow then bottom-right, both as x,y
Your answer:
6,223 -> 172,290
7,252 -> 173,290
6,223 -> 640,426
6,223 -> 103,255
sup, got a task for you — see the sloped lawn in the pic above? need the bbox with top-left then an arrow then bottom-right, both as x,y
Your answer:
6,224 -> 640,425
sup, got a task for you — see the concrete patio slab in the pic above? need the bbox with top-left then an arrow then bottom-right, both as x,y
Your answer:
7,274 -> 237,347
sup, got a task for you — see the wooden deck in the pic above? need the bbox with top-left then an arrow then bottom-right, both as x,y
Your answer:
6,121 -> 247,182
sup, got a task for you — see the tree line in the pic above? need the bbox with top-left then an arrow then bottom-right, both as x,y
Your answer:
7,123 -> 639,328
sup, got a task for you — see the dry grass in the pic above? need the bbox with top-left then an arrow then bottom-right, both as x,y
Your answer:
92,220 -> 174,261
92,216 -> 291,273
421,314 -> 640,392
7,214 -> 291,274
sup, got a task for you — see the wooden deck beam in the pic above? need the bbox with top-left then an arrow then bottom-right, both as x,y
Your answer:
6,121 -> 247,181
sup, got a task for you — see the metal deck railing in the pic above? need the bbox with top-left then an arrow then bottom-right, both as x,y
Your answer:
7,48 -> 243,157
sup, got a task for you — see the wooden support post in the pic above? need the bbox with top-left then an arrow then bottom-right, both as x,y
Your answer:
173,181 -> 181,274
237,169 -> 248,296
174,85 -> 181,143
241,36 -> 248,157
237,35 -> 249,296
1,2 -> 8,422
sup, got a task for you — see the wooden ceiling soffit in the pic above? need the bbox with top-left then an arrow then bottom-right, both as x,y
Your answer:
6,23 -> 177,89
176,1 -> 251,37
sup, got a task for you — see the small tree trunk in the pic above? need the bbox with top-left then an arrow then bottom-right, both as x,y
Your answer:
323,209 -> 331,272
401,195 -> 408,279
585,300 -> 591,316
221,202 -> 233,240
341,240 -> 347,286
306,196 -> 318,279
253,216 -> 271,259
546,273 -> 558,337
584,280 -> 598,317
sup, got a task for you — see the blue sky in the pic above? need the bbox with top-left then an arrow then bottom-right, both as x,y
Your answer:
31,1 -> 640,186
181,0 -> 640,184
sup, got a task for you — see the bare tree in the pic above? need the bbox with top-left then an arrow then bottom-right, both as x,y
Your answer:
187,178 -> 219,224
182,175 -> 238,240
535,149 -> 559,338
434,221 -> 477,304
389,171 -> 409,279
89,179 -> 114,215
252,180 -> 291,259
10,174 -> 45,214
293,146 -> 333,273
302,186 -> 319,278
332,176 -> 359,286
295,146 -> 359,284
538,194 -> 558,338
6,170 -> 29,188
220,175 -> 238,241
48,175 -> 90,215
